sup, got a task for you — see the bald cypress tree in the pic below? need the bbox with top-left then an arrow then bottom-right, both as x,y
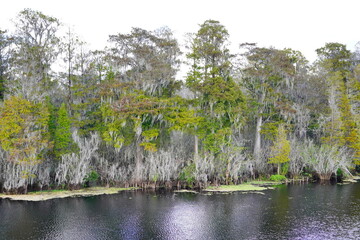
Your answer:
54,103 -> 75,158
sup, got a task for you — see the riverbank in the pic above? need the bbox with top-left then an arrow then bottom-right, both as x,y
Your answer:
0,187 -> 137,201
0,181 -> 283,201
1,176 -> 359,201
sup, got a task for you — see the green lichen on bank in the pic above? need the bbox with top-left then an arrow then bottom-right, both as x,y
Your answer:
0,187 -> 138,201
204,184 -> 270,192
247,180 -> 284,186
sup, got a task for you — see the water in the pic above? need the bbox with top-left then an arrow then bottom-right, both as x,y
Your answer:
1,183 -> 359,240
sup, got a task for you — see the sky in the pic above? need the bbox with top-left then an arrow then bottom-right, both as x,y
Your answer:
1,0 -> 359,64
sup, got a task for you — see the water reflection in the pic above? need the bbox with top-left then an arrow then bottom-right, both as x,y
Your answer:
0,183 -> 359,239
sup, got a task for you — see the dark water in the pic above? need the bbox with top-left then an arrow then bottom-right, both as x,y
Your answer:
1,183 -> 360,240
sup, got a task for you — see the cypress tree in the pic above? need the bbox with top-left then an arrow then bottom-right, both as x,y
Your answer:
54,103 -> 74,158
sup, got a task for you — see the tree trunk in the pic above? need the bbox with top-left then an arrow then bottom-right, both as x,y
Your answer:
226,160 -> 231,185
277,163 -> 281,175
194,135 -> 199,163
254,114 -> 262,160
319,173 -> 332,181
135,142 -> 143,186
254,91 -> 265,161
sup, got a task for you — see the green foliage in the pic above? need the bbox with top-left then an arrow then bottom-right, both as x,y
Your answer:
261,122 -> 280,141
336,168 -> 343,177
139,142 -> 158,152
53,103 -> 76,158
270,174 -> 286,182
317,43 -> 360,165
179,163 -> 196,185
202,127 -> 232,154
166,106 -> 203,133
100,103 -> 126,148
280,162 -> 289,175
0,96 -> 50,163
84,170 -> 99,183
46,98 -> 57,141
141,129 -> 159,140
3,10 -> 360,191
268,125 -> 291,165
185,19 -> 246,162
108,27 -> 181,97
140,129 -> 160,152
242,46 -> 297,128
316,42 -> 351,74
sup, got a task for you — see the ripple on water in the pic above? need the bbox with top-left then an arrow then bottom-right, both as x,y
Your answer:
0,183 -> 359,240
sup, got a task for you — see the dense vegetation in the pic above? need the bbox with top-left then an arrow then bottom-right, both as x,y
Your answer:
0,9 -> 359,193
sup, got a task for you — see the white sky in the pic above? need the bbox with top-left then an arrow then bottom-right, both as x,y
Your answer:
1,0 -> 359,65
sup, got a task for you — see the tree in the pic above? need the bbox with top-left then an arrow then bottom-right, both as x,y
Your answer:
0,29 -> 13,101
96,27 -> 182,185
268,124 -> 290,175
108,27 -> 181,97
186,20 -> 246,182
241,45 -> 295,161
316,43 -> 360,164
61,27 -> 81,110
0,96 -> 50,191
8,9 -> 61,101
54,103 -> 75,158
316,43 -> 351,75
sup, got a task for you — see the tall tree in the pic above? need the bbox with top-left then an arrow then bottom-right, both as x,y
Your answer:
98,27 -> 182,184
61,27 -> 81,110
186,20 -> 245,181
9,9 -> 61,101
108,27 -> 181,97
0,29 -> 12,101
241,45 -> 295,161
316,43 -> 360,164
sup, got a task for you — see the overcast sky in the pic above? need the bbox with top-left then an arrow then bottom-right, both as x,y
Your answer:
1,0 -> 359,63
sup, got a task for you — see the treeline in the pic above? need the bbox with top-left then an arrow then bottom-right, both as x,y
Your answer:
0,9 -> 359,193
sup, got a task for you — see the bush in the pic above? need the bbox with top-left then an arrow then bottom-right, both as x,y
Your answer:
270,174 -> 286,182
84,170 -> 99,186
179,163 -> 196,185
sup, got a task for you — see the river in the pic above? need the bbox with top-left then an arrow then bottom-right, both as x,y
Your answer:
0,182 -> 359,239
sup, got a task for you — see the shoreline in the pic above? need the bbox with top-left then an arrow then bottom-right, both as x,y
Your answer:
0,181 -> 283,201
1,177 -> 359,202
0,187 -> 137,202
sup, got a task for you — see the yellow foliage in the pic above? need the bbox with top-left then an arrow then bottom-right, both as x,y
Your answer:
268,124 -> 290,164
140,142 -> 157,152
0,96 -> 50,164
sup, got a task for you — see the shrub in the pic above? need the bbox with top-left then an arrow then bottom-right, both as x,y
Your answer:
179,163 -> 196,185
84,171 -> 99,183
270,174 -> 286,182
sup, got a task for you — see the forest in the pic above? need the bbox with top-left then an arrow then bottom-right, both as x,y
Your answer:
0,9 -> 359,193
